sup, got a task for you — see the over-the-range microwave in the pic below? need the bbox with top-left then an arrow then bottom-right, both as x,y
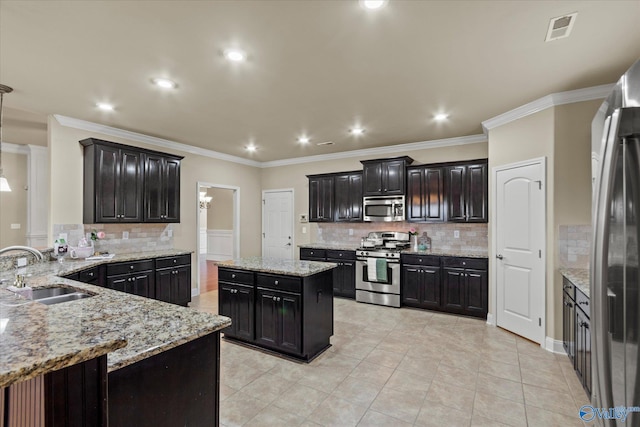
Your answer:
363,195 -> 405,222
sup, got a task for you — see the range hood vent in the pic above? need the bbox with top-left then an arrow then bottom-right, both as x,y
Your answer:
545,12 -> 577,42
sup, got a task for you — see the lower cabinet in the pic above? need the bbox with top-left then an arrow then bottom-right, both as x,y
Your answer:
106,260 -> 155,299
301,248 -> 356,299
255,288 -> 301,354
155,255 -> 192,306
442,257 -> 488,318
562,276 -> 591,397
218,266 -> 333,361
562,280 -> 575,363
401,255 -> 441,310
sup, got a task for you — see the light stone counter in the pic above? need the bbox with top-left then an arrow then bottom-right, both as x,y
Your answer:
560,267 -> 590,298
216,257 -> 337,277
298,243 -> 360,251
402,249 -> 488,258
0,249 -> 231,388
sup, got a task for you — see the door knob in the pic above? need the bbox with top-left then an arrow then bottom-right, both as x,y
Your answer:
496,254 -> 504,260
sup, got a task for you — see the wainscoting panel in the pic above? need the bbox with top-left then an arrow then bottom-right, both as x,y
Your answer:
207,229 -> 233,261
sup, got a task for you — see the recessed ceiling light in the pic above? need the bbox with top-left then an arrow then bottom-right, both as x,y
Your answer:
360,0 -> 388,10
298,136 -> 310,144
96,103 -> 114,111
225,49 -> 246,62
152,78 -> 177,89
350,127 -> 365,136
434,113 -> 449,121
246,144 -> 257,152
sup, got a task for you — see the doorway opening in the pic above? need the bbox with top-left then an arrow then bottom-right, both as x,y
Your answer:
195,182 -> 240,298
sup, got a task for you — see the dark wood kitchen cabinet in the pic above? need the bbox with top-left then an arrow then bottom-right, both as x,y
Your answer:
144,154 -> 181,222
361,156 -> 414,196
308,174 -> 334,222
401,254 -> 441,310
82,139 -> 144,223
562,278 -> 575,364
334,172 -> 363,222
441,257 -> 488,318
299,248 -> 327,261
106,259 -> 155,299
406,166 -> 445,222
155,254 -> 192,306
446,161 -> 488,222
218,268 -> 255,341
326,250 -> 356,299
255,287 -> 302,355
561,275 -> 591,397
81,138 -> 183,224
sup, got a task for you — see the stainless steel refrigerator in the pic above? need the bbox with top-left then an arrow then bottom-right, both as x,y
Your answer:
592,58 -> 640,426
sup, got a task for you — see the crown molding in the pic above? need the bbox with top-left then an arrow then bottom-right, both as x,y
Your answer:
260,134 -> 488,168
1,141 -> 30,154
482,83 -> 614,133
54,115 -> 262,168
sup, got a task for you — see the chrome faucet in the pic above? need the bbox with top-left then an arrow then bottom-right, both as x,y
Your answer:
0,246 -> 45,262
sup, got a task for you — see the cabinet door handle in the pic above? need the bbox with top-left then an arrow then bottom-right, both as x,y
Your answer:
231,274 -> 236,279
277,297 -> 281,302
173,259 -> 177,263
88,272 -> 94,277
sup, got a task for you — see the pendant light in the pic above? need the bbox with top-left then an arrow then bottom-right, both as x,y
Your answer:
0,84 -> 13,192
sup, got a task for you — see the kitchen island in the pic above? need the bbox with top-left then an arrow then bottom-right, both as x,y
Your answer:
217,257 -> 336,361
0,251 -> 231,426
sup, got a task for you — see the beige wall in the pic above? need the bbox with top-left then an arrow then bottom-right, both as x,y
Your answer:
0,151 -> 28,247
259,142 -> 489,258
207,188 -> 234,230
488,100 -> 598,342
48,118 -> 263,289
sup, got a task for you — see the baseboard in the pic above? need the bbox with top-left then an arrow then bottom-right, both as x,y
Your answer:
545,336 -> 566,354
485,312 -> 495,326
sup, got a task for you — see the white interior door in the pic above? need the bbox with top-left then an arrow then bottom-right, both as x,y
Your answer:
495,159 -> 546,344
262,190 -> 294,259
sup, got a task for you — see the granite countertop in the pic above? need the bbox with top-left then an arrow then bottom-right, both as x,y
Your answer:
298,243 -> 360,251
401,249 -> 488,259
560,267 -> 590,298
216,257 -> 337,277
0,249 -> 231,389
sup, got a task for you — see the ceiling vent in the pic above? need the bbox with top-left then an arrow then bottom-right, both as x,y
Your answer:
545,12 -> 577,42
316,141 -> 334,146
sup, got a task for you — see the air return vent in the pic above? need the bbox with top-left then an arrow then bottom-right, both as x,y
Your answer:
316,141 -> 334,146
545,12 -> 577,42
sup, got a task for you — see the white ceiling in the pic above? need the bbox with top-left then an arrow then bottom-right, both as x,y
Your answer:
1,1 -> 639,161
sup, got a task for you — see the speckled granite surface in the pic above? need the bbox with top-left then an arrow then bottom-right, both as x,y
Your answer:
560,268 -> 590,298
402,249 -> 488,259
216,257 -> 337,276
0,249 -> 231,388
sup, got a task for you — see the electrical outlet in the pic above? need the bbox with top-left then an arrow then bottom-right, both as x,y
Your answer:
168,229 -> 173,238
454,230 -> 460,238
59,233 -> 68,242
349,228 -> 354,236
299,214 -> 308,223
122,231 -> 129,240
302,226 -> 307,234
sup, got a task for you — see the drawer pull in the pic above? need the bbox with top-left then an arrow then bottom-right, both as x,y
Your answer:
173,259 -> 177,263
274,280 -> 279,285
232,274 -> 236,279
579,301 -> 589,306
130,265 -> 134,270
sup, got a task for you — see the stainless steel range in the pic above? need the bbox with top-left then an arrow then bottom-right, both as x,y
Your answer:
355,231 -> 410,308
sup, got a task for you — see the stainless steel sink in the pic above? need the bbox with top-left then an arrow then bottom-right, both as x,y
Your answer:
31,286 -> 94,305
36,292 -> 93,305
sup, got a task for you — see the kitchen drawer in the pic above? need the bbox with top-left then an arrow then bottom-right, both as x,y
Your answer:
300,248 -> 326,260
441,256 -> 487,270
219,268 -> 255,285
401,254 -> 440,267
562,277 -> 575,298
79,266 -> 101,283
575,287 -> 590,318
326,250 -> 356,260
107,259 -> 154,276
256,273 -> 301,293
156,254 -> 191,269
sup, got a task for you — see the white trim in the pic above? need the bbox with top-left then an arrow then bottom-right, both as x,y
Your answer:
195,182 -> 241,296
482,84 -> 613,133
545,336 -> 566,354
260,135 -> 487,168
261,189 -> 295,259
54,114 -> 262,168
485,313 -> 495,326
1,141 -> 30,154
492,156 -> 547,345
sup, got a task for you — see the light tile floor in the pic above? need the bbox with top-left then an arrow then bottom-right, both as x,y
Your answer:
190,292 -> 589,427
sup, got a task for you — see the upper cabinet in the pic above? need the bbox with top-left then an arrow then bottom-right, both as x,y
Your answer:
81,138 -> 183,224
406,166 -> 445,222
361,157 -> 413,196
308,174 -> 334,222
334,172 -> 363,222
445,161 -> 488,223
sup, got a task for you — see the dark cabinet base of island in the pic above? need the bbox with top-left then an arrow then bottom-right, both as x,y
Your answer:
219,267 -> 334,362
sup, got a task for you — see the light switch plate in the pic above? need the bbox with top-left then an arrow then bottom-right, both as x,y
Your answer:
16,258 -> 27,267
454,230 -> 460,238
302,226 -> 307,234
122,231 -> 129,240
10,223 -> 20,229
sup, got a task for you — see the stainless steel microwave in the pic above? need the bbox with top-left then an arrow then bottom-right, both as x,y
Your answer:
363,196 -> 405,222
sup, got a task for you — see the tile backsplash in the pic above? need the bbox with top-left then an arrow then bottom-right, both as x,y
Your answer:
53,223 -> 174,254
316,222 -> 488,256
558,224 -> 591,269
